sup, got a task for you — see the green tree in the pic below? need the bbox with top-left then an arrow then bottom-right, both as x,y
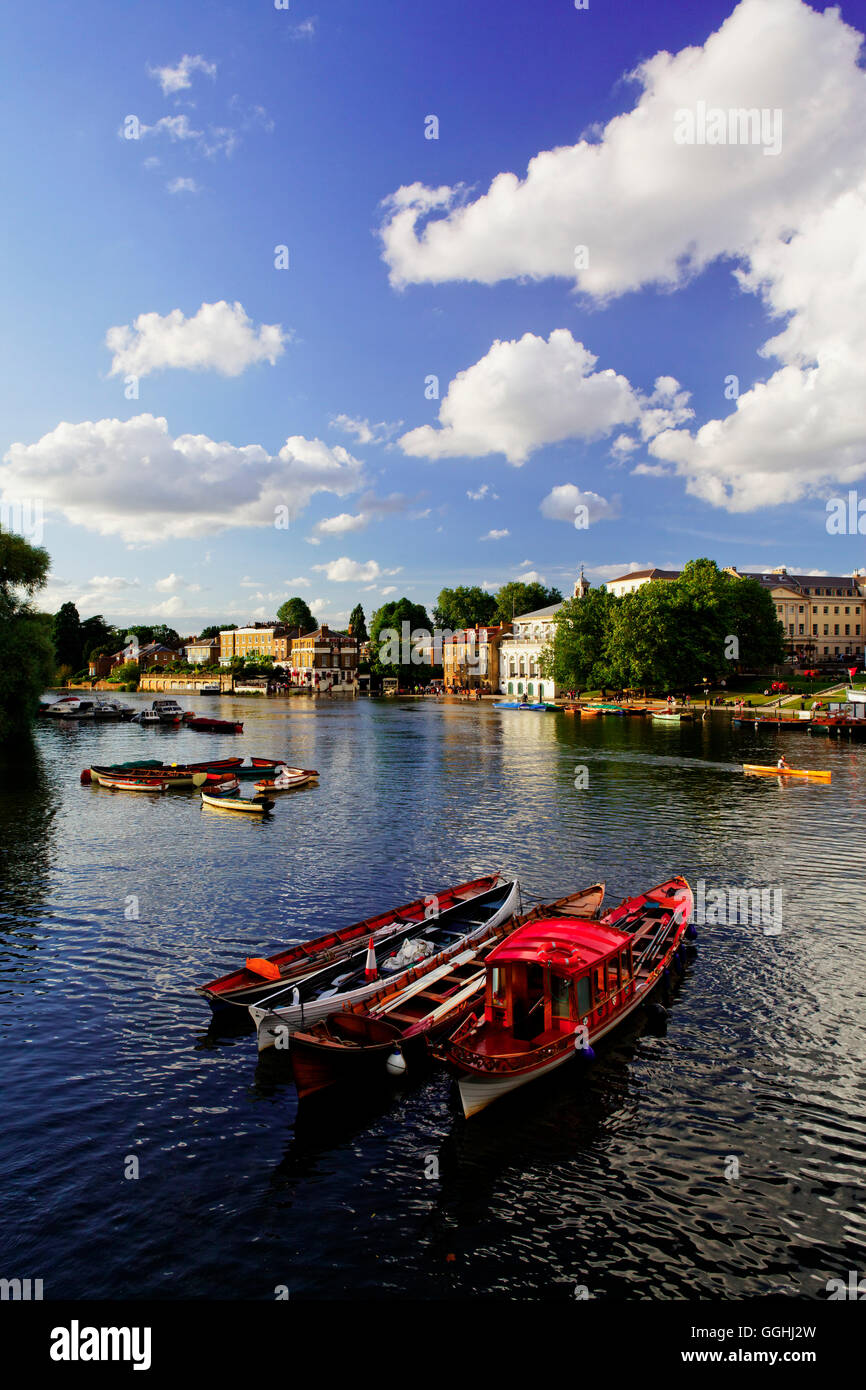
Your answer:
277,597 -> 318,632
369,597 -> 433,679
727,576 -> 786,669
541,586 -> 616,690
494,581 -> 563,626
433,585 -> 497,630
79,614 -> 116,660
198,624 -> 234,641
0,529 -> 54,742
53,601 -> 82,670
348,603 -> 368,644
149,624 -> 180,647
108,660 -> 140,685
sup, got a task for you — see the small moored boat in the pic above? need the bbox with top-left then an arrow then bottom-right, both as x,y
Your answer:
248,879 -> 521,1046
254,767 -> 318,792
92,774 -> 169,792
187,716 -> 244,733
201,789 -> 274,813
197,874 -> 508,1014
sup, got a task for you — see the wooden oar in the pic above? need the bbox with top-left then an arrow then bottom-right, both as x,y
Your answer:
369,950 -> 477,1015
425,971 -> 487,1025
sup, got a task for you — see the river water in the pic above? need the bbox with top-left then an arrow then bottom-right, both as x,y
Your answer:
1,695 -> 864,1300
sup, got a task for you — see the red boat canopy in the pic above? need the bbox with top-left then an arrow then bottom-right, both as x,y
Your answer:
487,917 -> 632,976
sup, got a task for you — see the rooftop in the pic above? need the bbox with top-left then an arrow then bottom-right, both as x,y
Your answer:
606,568 -> 681,585
488,916 -> 631,975
509,602 -> 563,623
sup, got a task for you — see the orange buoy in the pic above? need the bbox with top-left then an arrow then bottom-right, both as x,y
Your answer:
364,936 -> 377,980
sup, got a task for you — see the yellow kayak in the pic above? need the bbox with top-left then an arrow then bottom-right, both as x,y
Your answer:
743,764 -> 831,782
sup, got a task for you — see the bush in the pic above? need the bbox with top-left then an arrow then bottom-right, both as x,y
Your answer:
108,661 -> 140,684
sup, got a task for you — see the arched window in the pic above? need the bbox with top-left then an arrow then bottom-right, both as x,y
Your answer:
528,682 -> 534,696
517,681 -> 524,695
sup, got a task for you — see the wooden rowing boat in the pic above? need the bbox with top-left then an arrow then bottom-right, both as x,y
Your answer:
438,875 -> 693,1118
92,774 -> 169,792
200,789 -> 275,813
286,885 -> 605,1100
743,764 -> 831,781
248,880 -> 521,1047
197,874 -> 508,1013
89,765 -> 208,788
253,767 -> 319,792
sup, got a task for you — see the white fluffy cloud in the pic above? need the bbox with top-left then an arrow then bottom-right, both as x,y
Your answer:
330,414 -> 403,445
383,0 -> 866,510
315,512 -> 367,535
106,301 -> 287,378
539,485 -> 621,524
148,54 -> 217,96
312,557 -> 401,583
1,415 -> 364,542
480,529 -> 509,541
166,177 -> 200,195
399,331 -> 648,464
311,491 -> 423,537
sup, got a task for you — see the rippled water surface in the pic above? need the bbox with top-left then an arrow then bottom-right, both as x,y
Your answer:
1,696 -> 864,1299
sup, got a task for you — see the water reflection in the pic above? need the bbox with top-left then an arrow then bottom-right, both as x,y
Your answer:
0,697 -> 863,1298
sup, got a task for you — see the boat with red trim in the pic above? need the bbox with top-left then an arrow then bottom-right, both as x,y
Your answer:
438,875 -> 693,1117
196,874 -> 511,1015
287,884 -> 605,1101
249,877 -> 521,1048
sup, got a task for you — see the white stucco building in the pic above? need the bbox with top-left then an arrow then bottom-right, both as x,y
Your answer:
498,573 -> 590,699
498,603 -> 561,700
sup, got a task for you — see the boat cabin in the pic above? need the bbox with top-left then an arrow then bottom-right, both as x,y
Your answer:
483,918 -> 635,1045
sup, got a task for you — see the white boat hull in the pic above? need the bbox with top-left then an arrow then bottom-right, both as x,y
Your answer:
250,880 -> 520,1051
456,974 -> 664,1117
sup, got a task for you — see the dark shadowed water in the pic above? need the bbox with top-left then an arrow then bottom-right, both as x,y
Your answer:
1,696 -> 864,1300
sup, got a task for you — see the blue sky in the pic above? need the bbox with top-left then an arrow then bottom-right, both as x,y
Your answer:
2,0 -> 866,634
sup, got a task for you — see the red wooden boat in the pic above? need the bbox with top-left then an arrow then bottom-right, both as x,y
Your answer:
288,884 -> 605,1100
196,874 -> 507,1014
438,875 -> 693,1117
186,716 -> 244,733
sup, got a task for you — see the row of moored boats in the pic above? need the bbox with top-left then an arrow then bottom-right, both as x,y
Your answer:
42,696 -> 243,733
81,755 -> 319,813
196,872 -> 696,1117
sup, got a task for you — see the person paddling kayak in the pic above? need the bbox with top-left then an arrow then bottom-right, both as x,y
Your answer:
777,755 -> 790,771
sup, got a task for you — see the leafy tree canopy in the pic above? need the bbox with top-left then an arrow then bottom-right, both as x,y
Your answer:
0,529 -> 54,743
348,603 -> 368,644
544,559 -> 785,693
495,581 -> 563,626
369,597 -> 432,676
433,585 -> 497,630
277,597 -> 318,633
